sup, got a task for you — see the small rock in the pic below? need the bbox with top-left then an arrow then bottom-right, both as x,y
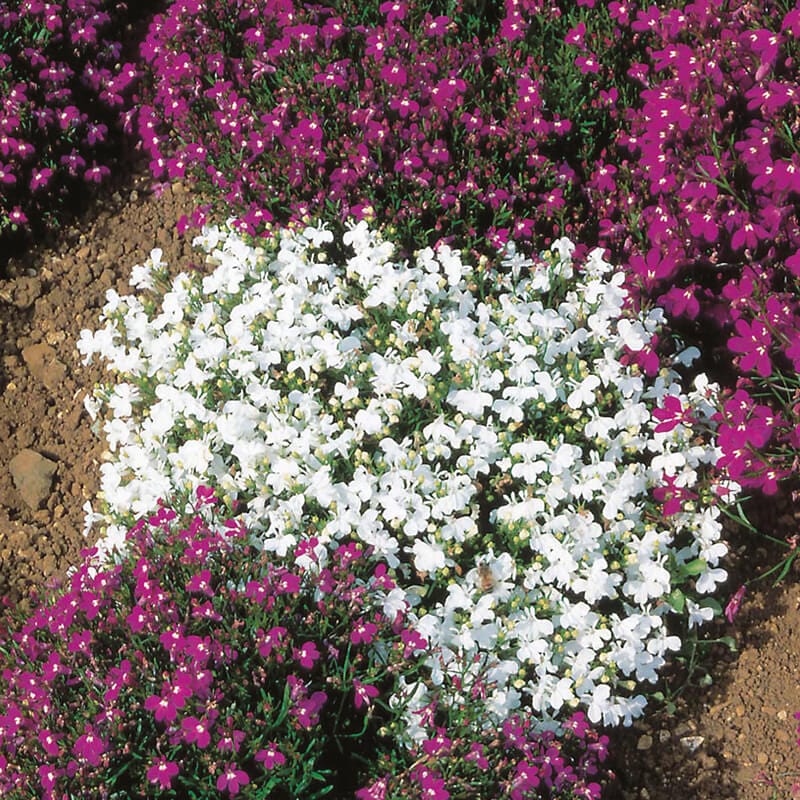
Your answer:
680,735 -> 705,753
45,330 -> 66,346
778,710 -> 788,721
6,276 -> 42,309
658,729 -> 671,744
637,734 -> 653,751
21,343 -> 67,392
9,449 -> 58,510
757,752 -> 769,765
698,753 -> 718,771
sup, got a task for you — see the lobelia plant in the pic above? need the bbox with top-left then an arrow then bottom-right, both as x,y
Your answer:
77,220 -> 739,735
131,0 -> 650,258
0,486 -> 609,799
128,0 -> 800,499
579,0 -> 800,497
0,0 -> 148,255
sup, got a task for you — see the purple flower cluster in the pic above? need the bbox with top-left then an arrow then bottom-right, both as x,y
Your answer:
358,709 -> 608,799
0,0 -> 143,249
584,0 -> 800,493
132,0 -> 645,254
0,487 -> 434,799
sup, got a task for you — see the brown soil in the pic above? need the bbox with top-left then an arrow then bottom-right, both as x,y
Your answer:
0,165 -> 799,798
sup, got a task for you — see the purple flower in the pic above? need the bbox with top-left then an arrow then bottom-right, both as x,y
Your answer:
350,619 -> 377,645
291,690 -> 327,729
216,764 -> 250,796
72,728 -> 106,766
147,757 -> 179,789
724,584 -> 747,623
728,318 -> 773,377
652,395 -> 696,433
293,641 -> 320,669
255,743 -> 286,770
182,715 -> 212,749
353,679 -> 379,710
38,764 -> 63,792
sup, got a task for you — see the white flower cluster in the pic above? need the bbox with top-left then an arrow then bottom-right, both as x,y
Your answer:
78,220 -> 736,729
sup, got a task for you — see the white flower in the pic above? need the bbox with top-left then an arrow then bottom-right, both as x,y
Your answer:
567,375 -> 601,409
686,599 -> 714,629
446,389 -> 494,417
411,538 -> 447,574
80,222 -> 739,733
616,318 -> 650,351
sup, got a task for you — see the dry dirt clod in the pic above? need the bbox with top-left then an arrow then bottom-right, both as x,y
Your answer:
21,343 -> 68,392
9,449 -> 58,510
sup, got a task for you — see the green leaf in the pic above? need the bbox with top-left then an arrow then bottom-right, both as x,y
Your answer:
667,588 -> 686,613
681,558 -> 707,576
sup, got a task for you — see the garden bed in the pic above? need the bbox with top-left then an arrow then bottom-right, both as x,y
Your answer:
1,167 -> 798,799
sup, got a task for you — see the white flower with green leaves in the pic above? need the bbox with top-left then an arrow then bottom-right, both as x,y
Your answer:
78,220 -> 738,732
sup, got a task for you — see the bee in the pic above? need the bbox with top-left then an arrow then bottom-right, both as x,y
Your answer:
477,563 -> 496,593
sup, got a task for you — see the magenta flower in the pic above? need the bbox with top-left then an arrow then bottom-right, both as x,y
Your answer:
414,767 -> 450,800
628,247 -> 678,288
216,764 -> 250,796
511,761 -> 541,799
186,568 -> 214,596
8,206 -> 27,225
423,728 -> 453,756
147,757 -> 179,789
728,318 -> 773,377
72,728 -> 106,766
724,584 -> 747,623
217,728 -> 246,754
182,715 -> 212,749
291,690 -> 328,729
350,619 -> 378,645
38,764 -> 63,792
574,54 -> 600,75
652,395 -> 697,433
195,484 -> 217,505
258,625 -> 288,659
652,474 -> 698,516
255,743 -> 286,770
380,61 -> 407,87
294,641 -> 320,669
353,679 -> 379,710
144,691 -> 181,724
38,729 -> 62,757
126,604 -> 150,632
356,776 -> 389,800
379,0 -> 407,23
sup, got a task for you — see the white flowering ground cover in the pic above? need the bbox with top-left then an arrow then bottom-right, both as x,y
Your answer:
78,220 -> 737,735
